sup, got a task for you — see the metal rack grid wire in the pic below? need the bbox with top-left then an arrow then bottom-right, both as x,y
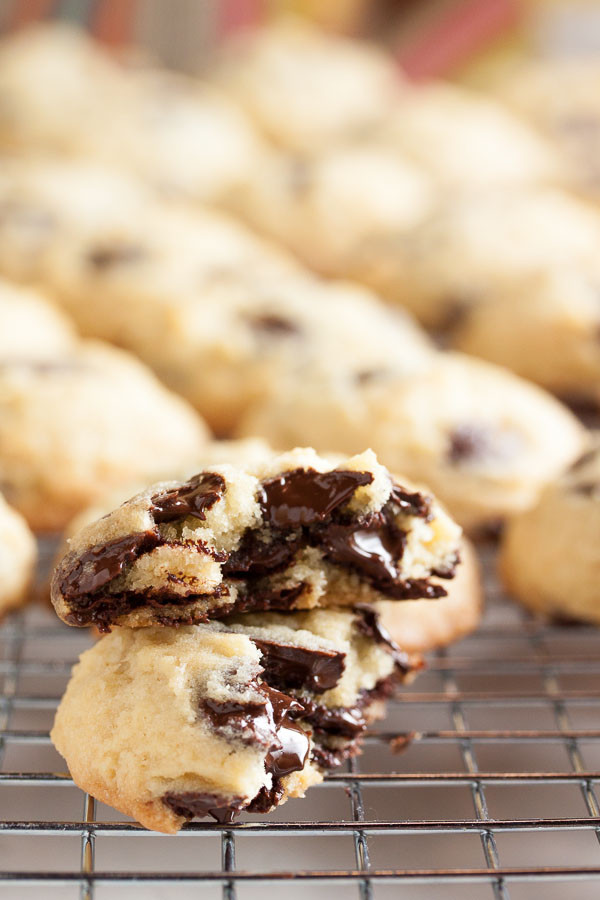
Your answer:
2,541 -> 600,899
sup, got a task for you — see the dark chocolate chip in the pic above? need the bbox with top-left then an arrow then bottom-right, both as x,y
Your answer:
252,638 -> 345,693
150,473 -> 226,524
59,530 -> 162,602
353,604 -> 413,673
389,483 -> 432,519
87,244 -> 147,270
163,791 -> 246,825
260,468 -> 374,528
223,532 -> 299,578
571,481 -> 598,497
569,448 -> 598,473
448,424 -> 522,467
355,368 -> 390,385
448,425 -> 490,464
246,313 -> 301,336
246,782 -> 284,813
201,682 -> 309,781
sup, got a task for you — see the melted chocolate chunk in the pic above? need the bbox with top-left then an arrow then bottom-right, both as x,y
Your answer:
87,243 -> 147,270
231,584 -> 307,615
57,465 -> 443,627
306,701 -> 367,738
389,484 -> 431,520
354,605 -> 413,674
246,783 -> 284,813
253,638 -> 345,693
311,742 -> 358,770
64,586 -> 225,632
319,517 -> 404,584
150,473 -> 226,524
223,532 -> 299,578
247,313 -> 301,336
163,791 -> 246,825
201,682 -> 309,778
260,468 -> 374,528
60,531 -> 162,602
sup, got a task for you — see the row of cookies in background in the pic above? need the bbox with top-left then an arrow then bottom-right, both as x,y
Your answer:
0,17 -> 598,406
0,18 -> 596,630
0,154 -> 586,532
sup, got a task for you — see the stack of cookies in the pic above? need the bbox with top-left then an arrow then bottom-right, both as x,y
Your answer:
49,448 -> 461,832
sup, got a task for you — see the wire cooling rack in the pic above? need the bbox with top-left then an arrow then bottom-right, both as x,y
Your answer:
2,541 -> 600,900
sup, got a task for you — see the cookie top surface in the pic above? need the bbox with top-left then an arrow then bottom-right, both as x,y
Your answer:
51,447 -> 461,630
238,355 -> 586,531
0,338 -> 209,531
0,277 -> 76,360
452,265 -> 600,404
383,81 -> 562,188
0,24 -> 124,150
0,155 -> 152,281
91,69 -> 265,203
236,143 -> 435,274
500,434 -> 600,623
384,187 -> 600,327
215,17 -> 402,152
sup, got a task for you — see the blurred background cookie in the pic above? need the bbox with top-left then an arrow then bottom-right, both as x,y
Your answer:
501,435 -> 600,624
452,265 -> 600,408
0,491 -> 36,619
0,285 -> 209,530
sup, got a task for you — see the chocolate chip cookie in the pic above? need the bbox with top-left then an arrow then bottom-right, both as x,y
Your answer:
0,276 -> 76,360
492,57 -> 600,200
45,203 -> 433,433
214,16 -> 402,153
0,25 -> 264,206
51,607 -> 417,832
0,491 -> 36,619
238,354 -> 586,531
233,143 -> 435,282
0,334 -> 209,532
382,81 -> 562,190
0,24 -> 123,153
501,435 -> 600,624
0,155 -> 151,283
51,448 -> 461,630
453,266 -> 600,408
